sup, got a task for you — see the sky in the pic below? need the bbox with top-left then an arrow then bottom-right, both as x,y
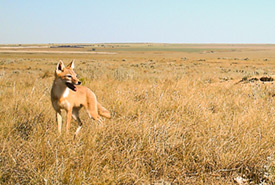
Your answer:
0,0 -> 275,44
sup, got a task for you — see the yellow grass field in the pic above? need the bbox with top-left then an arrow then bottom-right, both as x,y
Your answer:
1,44 -> 275,184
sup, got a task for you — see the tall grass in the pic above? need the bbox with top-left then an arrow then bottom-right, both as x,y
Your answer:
0,56 -> 275,184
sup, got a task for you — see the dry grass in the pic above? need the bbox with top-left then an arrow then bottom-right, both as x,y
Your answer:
1,44 -> 275,184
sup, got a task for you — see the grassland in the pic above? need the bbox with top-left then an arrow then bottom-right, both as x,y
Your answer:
1,44 -> 275,184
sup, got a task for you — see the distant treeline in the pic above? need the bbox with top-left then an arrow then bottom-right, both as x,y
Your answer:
50,45 -> 85,48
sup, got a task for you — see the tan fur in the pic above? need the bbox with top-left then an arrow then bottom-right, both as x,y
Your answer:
51,60 -> 111,137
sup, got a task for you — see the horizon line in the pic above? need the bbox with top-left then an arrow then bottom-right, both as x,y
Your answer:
1,42 -> 275,45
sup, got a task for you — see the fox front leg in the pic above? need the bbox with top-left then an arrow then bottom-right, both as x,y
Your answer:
56,111 -> 62,134
66,109 -> 73,135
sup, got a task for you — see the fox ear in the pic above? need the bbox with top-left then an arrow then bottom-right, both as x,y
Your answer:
67,60 -> 75,69
56,60 -> 65,72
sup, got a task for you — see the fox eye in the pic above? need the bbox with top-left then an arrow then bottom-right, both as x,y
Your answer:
66,75 -> 72,78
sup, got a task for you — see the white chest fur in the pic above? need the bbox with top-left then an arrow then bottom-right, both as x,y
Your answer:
62,87 -> 70,98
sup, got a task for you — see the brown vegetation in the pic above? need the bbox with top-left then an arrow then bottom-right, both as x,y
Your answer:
1,44 -> 275,184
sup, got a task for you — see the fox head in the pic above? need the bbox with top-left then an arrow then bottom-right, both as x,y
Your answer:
55,60 -> 81,91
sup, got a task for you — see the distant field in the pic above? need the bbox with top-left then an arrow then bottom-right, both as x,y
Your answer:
1,43 -> 275,54
1,43 -> 275,184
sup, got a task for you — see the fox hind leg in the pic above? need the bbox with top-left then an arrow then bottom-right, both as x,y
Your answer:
72,108 -> 83,138
85,89 -> 107,124
88,109 -> 101,124
85,98 -> 101,123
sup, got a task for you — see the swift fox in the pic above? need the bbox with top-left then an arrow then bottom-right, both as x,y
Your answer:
51,60 -> 111,137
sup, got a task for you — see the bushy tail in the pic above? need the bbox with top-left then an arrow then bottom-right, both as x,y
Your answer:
97,102 -> 111,118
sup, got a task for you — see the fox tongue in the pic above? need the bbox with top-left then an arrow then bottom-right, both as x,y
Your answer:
74,87 -> 77,91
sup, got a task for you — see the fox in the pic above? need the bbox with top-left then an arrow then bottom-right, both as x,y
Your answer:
51,60 -> 111,137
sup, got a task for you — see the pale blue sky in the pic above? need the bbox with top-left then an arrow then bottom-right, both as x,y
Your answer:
1,0 -> 274,44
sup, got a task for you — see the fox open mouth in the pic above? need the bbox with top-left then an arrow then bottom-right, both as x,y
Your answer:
65,82 -> 77,91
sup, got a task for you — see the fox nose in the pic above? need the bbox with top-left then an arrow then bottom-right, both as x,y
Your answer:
77,81 -> 81,85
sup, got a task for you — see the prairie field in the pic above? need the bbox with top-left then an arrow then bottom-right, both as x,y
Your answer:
1,43 -> 275,184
